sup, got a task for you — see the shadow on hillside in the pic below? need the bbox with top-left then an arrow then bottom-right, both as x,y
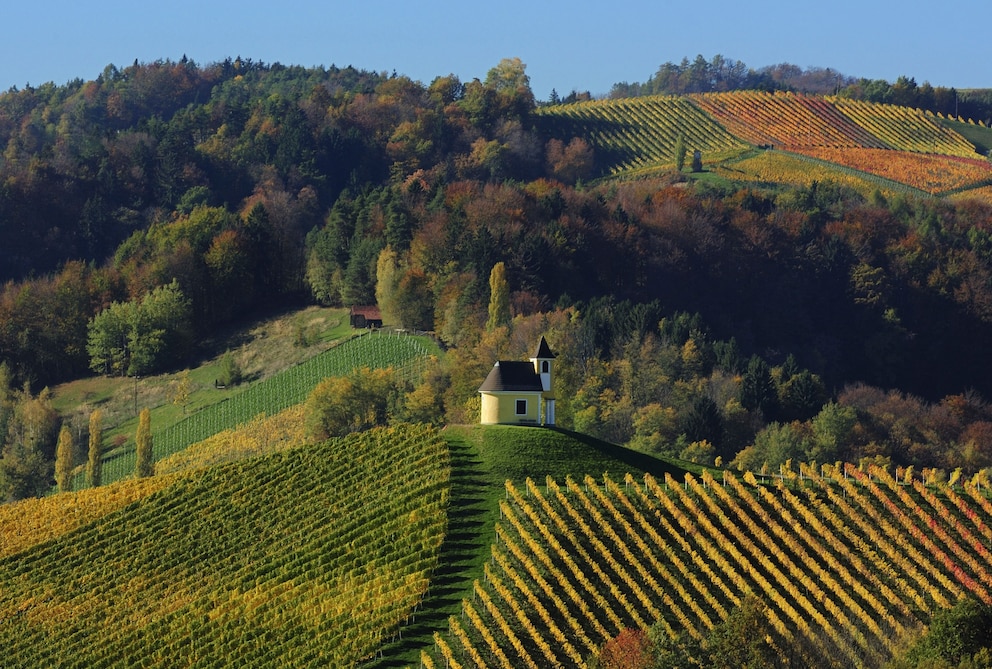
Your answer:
362,435 -> 494,667
544,425 -> 692,479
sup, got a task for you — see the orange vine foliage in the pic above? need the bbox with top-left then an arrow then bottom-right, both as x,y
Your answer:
597,628 -> 654,669
799,147 -> 992,194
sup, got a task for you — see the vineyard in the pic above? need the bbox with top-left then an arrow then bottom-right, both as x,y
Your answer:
799,147 -> 992,195
713,150 -> 913,199
154,405 -> 309,475
79,330 -> 437,487
828,97 -> 978,157
0,424 -> 449,669
537,91 -> 992,200
690,91 -> 885,150
424,463 -> 992,668
0,475 -> 178,559
535,95 -> 749,175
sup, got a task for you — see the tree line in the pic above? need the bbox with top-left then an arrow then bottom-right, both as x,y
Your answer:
607,54 -> 992,125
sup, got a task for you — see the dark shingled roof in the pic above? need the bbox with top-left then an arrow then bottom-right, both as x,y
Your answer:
478,361 -> 543,392
532,336 -> 555,360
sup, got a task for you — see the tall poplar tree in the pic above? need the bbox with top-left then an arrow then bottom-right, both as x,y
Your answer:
87,409 -> 103,488
135,408 -> 153,478
375,246 -> 401,326
486,261 -> 511,331
55,425 -> 74,493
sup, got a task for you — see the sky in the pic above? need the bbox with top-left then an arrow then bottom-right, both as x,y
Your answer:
1,0 -> 988,99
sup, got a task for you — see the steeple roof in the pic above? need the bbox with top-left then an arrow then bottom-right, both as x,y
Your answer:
532,336 -> 555,360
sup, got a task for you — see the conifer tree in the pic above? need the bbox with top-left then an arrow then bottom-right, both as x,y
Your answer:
87,409 -> 103,488
135,408 -> 153,478
486,261 -> 511,331
55,425 -> 74,493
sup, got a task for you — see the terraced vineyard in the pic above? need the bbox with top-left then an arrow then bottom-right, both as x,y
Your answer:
536,95 -> 748,175
424,464 -> 992,668
82,330 -> 437,487
0,424 -> 449,669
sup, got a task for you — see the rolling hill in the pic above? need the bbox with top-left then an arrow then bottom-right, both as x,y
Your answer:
5,65 -> 992,667
6,419 -> 992,667
0,425 -> 450,668
0,422 -> 691,668
537,90 -> 992,200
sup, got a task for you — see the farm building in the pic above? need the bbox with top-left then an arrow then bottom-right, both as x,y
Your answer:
349,305 -> 383,329
479,336 -> 556,425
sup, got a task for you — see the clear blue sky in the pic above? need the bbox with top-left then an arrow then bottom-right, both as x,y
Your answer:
1,0 -> 988,98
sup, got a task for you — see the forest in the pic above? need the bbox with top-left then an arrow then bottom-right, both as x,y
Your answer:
4,55 -> 992,499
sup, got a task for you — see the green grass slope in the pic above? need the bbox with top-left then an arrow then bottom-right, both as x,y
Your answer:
2,425 -> 449,669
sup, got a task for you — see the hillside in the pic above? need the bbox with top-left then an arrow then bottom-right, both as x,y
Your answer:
0,425 -> 449,668
537,90 -> 992,199
4,58 -> 992,666
6,422 -> 988,667
0,422 -> 691,668
69,328 -> 437,488
423,463 -> 992,668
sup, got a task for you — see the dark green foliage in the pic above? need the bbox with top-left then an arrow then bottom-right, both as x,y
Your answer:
740,356 -> 778,417
678,395 -> 723,448
888,598 -> 992,668
691,149 -> 702,172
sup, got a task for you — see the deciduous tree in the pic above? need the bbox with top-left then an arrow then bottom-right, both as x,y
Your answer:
170,369 -> 193,414
0,388 -> 58,500
305,367 -> 403,440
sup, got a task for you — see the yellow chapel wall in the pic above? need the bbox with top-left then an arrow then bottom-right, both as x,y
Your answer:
480,392 -> 542,424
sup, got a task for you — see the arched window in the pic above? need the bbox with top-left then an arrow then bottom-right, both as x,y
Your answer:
542,361 -> 549,373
